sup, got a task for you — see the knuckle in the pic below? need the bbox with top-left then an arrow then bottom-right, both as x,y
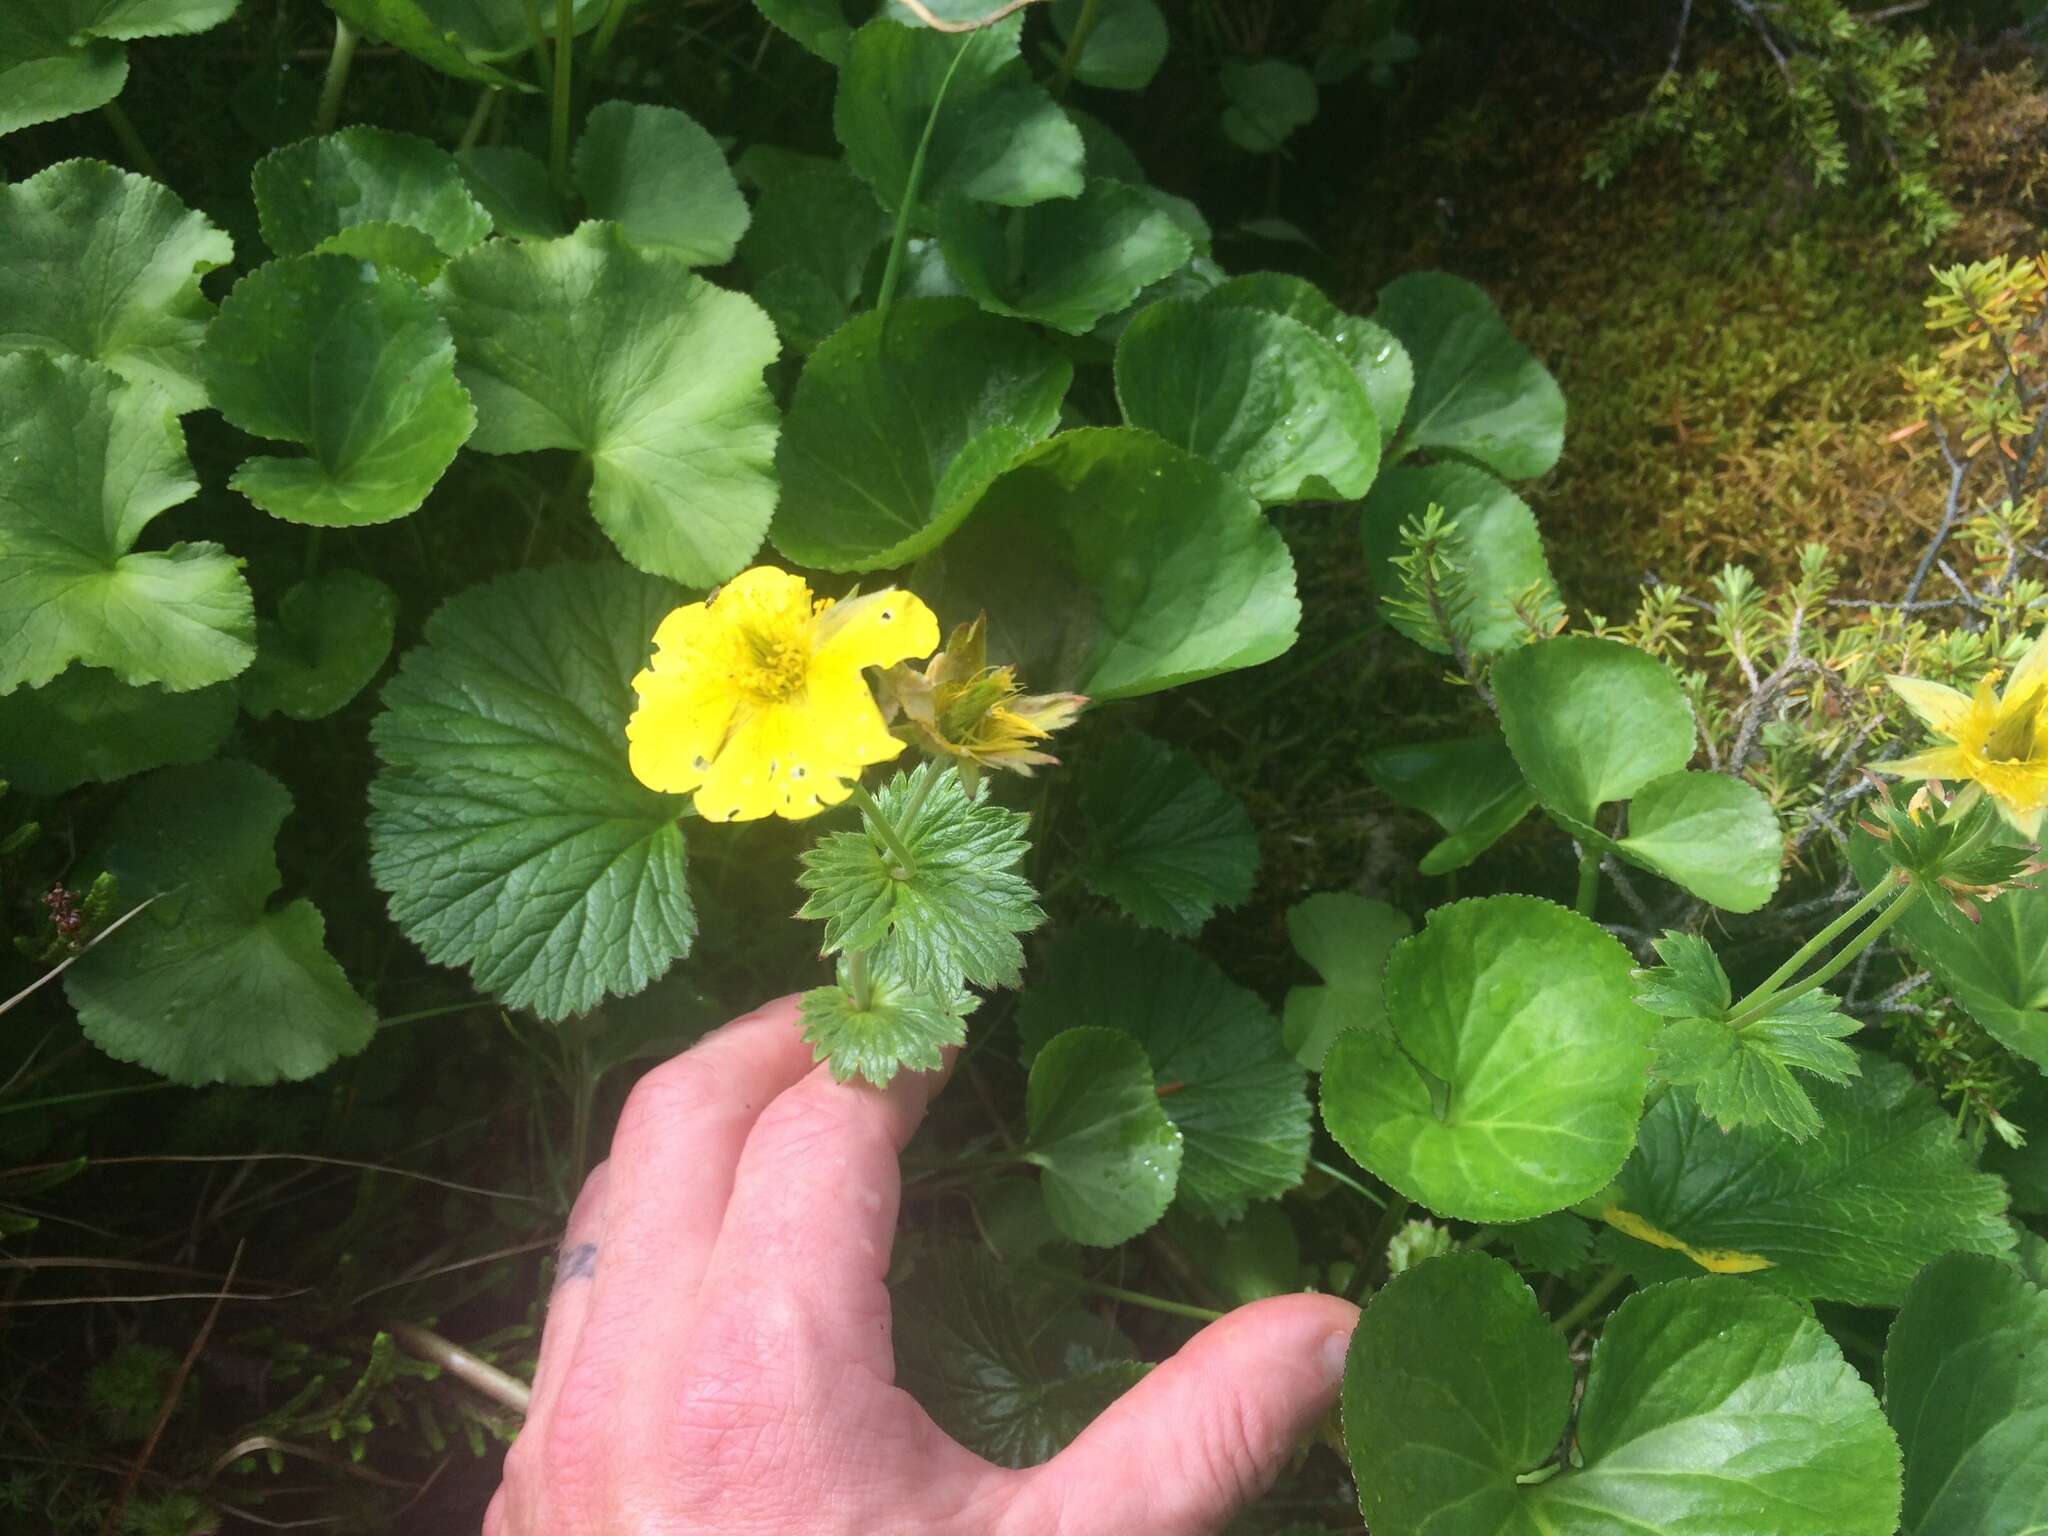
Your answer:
613,1056 -> 739,1152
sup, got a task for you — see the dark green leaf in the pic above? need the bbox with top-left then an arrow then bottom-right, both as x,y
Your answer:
0,668 -> 233,795
319,0 -> 537,84
1206,271 -> 1411,443
1024,1025 -> 1183,1246
736,146 -> 891,354
752,0 -> 855,62
1363,732 -> 1534,875
1361,463 -> 1558,657
1,0 -> 237,135
1219,58 -> 1316,152
239,570 -> 399,721
797,953 -> 972,1087
1049,0 -> 1166,90
1076,733 -> 1257,937
455,146 -> 564,239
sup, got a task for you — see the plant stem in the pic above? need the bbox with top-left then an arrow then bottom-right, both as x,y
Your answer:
1058,1272 -> 1225,1324
1552,1265 -> 1628,1333
1050,0 -> 1101,96
1309,1155 -> 1386,1209
875,34 -> 978,327
1573,844 -> 1601,917
846,947 -> 872,1011
457,88 -> 497,154
1364,1195 -> 1413,1284
586,0 -> 635,75
1727,877 -> 1898,1019
1727,882 -> 1922,1029
100,101 -> 163,180
522,0 -> 555,90
848,783 -> 918,877
549,0 -> 576,191
315,18 -> 359,134
0,1082 -> 177,1119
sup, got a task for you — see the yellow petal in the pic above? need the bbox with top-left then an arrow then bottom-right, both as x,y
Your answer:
1601,1205 -> 1774,1275
812,588 -> 940,675
1878,746 -> 1972,782
626,664 -> 737,794
711,564 -> 816,622
2003,627 -> 2048,705
1998,799 -> 2046,840
1885,674 -> 1973,736
692,703 -> 809,822
798,666 -> 910,769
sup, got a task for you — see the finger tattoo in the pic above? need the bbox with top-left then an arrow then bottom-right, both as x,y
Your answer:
555,1241 -> 598,1286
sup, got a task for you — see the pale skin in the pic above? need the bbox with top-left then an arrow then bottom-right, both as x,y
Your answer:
488,996 -> 1360,1536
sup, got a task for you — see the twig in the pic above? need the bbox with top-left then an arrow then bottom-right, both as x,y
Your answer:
894,0 -> 1044,31
391,1322 -> 532,1413
0,896 -> 158,1018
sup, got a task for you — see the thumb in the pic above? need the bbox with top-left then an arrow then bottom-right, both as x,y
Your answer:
1009,1293 -> 1358,1536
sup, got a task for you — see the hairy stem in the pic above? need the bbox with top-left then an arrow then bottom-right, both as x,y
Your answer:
1727,882 -> 1922,1029
100,101 -> 163,180
848,782 -> 918,878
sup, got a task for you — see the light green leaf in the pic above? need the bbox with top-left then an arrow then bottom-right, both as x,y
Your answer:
1346,1252 -> 1902,1536
318,0 -> 540,84
1076,733 -> 1257,937
1050,0 -> 1166,89
916,426 -> 1300,700
797,952 -> 972,1087
1116,296 -> 1379,503
455,146 -> 565,239
1219,58 -> 1316,152
752,0 -> 854,63
1362,463 -> 1558,657
1604,1058 -> 2014,1305
0,353 -> 254,695
770,297 -> 1071,572
893,1243 -> 1146,1467
1374,271 -> 1565,480
835,14 -> 1083,230
438,222 -> 782,586
252,127 -> 492,260
312,221 -> 451,284
0,159 -> 234,414
239,570 -> 399,721
1886,1252 -> 2048,1536
1025,1025 -> 1183,1245
938,179 -> 1193,336
64,762 -> 376,1085
736,146 -> 891,355
1614,768 -> 1784,912
1281,891 -> 1411,1070
1854,829 -> 2048,1070
1493,634 -> 1694,826
204,254 -> 474,526
1206,272 -> 1411,443
1320,895 -> 1654,1223
796,761 -> 1042,992
1363,732 -> 1534,875
367,563 -> 696,1021
0,668 -> 233,795
1018,922 -> 1308,1223
573,102 -> 749,267
0,0 -> 237,136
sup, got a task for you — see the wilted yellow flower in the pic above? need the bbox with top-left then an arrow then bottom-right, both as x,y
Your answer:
877,616 -> 1084,786
1882,630 -> 2048,839
627,566 -> 938,822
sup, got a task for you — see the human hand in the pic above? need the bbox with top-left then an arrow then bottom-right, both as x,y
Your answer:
486,996 -> 1359,1536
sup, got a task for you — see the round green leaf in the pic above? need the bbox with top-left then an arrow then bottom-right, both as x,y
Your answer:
1076,732 -> 1258,937
1024,1025 -> 1183,1246
456,146 -> 565,239
1604,1058 -> 2014,1306
0,3 -> 127,135
1615,767 -> 1783,913
239,570 -> 399,721
1887,1253 -> 2048,1536
1374,271 -> 1565,480
835,14 -> 1083,230
1219,58 -> 1316,152
770,298 -> 1071,572
0,667 -> 233,794
937,179 -> 1193,336
1207,272 -> 1411,443
1116,296 -> 1379,503
0,158 -> 234,414
65,762 -> 376,1086
1361,463 -> 1559,656
393,0 -> 605,60
573,102 -> 749,267
0,353 -> 254,695
1018,921 -> 1310,1223
1320,894 -> 1654,1222
736,146 -> 891,355
1281,891 -> 1412,1070
916,427 -> 1299,700
204,254 -> 474,526
753,0 -> 854,62
438,222 -> 782,586
252,127 -> 493,261
1050,0 -> 1167,89
368,563 -> 697,1021
1363,732 -> 1534,876
1493,634 -> 1696,826
319,0 -> 542,83
1347,1252 -> 1902,1536
312,221 -> 451,284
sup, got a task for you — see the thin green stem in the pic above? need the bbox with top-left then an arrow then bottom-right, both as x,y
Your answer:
1050,0 -> 1101,96
1309,1156 -> 1386,1209
100,101 -> 162,181
1727,877 -> 1898,1019
549,0 -> 576,191
376,1000 -> 485,1029
585,0 -> 634,75
1727,882 -> 1922,1029
846,947 -> 872,1011
848,783 -> 918,877
875,34 -> 978,326
1365,1195 -> 1413,1284
1057,1272 -> 1225,1324
1552,1265 -> 1629,1333
0,1082 -> 178,1119
1573,844 -> 1601,917
315,18 -> 359,134
457,88 -> 497,154
522,0 -> 555,95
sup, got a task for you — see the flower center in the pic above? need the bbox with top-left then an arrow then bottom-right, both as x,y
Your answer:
737,632 -> 809,703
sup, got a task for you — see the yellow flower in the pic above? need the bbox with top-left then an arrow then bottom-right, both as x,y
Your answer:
1882,629 -> 2048,839
626,566 -> 938,822
876,616 -> 1085,787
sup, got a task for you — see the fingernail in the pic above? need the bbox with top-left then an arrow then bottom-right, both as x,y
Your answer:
1320,1329 -> 1352,1386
